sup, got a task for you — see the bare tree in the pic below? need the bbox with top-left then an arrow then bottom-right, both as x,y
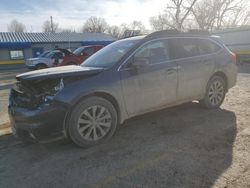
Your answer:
150,0 -> 198,31
8,20 -> 26,32
42,20 -> 59,33
107,25 -> 121,39
190,0 -> 217,31
229,7 -> 250,26
150,15 -> 171,31
191,0 -> 250,31
82,17 -> 108,33
129,21 -> 146,32
60,28 -> 75,33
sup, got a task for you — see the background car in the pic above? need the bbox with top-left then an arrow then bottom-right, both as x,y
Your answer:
25,50 -> 64,69
71,45 -> 104,63
55,46 -> 104,66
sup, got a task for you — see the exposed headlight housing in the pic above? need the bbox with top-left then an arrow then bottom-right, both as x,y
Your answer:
42,79 -> 64,105
54,78 -> 64,92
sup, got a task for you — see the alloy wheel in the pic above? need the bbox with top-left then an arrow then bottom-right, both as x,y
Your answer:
77,105 -> 112,141
208,80 -> 224,106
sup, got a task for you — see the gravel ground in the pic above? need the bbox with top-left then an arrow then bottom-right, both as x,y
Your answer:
0,65 -> 249,188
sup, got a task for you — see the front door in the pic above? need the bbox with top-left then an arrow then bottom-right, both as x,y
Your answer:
119,39 -> 178,115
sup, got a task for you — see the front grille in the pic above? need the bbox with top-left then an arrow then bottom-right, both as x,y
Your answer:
10,83 -> 41,109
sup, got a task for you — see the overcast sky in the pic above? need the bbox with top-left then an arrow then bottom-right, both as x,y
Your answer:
0,0 -> 166,32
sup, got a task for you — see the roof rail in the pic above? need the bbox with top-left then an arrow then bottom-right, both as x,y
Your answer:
187,29 -> 210,35
145,29 -> 210,39
145,29 -> 179,38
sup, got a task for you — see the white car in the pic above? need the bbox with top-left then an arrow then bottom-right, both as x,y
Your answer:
25,50 -> 64,69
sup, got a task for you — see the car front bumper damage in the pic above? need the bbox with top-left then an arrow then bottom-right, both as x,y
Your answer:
8,88 -> 68,142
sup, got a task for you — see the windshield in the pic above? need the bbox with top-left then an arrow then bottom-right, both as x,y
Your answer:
38,51 -> 50,57
73,47 -> 85,55
81,38 -> 141,68
44,51 -> 56,58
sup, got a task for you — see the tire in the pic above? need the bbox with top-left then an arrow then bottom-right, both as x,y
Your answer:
200,75 -> 226,109
68,96 -> 118,147
36,64 -> 47,70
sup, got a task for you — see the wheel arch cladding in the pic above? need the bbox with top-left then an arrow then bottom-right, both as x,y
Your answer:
36,63 -> 47,68
63,92 -> 121,137
212,71 -> 228,91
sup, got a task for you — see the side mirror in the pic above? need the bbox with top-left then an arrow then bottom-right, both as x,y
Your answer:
133,57 -> 149,68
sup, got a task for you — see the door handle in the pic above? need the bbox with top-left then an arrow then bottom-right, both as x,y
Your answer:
166,66 -> 180,72
203,59 -> 211,65
166,66 -> 180,75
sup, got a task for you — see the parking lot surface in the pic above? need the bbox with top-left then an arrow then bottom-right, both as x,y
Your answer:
0,64 -> 249,188
0,64 -> 26,127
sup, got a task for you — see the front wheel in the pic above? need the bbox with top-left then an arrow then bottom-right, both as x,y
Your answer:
68,96 -> 118,147
36,64 -> 47,70
200,75 -> 226,109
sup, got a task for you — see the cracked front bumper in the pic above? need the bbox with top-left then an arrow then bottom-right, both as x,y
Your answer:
8,101 -> 68,142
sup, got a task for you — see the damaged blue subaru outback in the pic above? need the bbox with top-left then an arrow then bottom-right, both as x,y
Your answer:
8,30 -> 237,147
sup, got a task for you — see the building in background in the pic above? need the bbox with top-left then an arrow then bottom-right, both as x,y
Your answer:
0,32 -> 114,64
213,27 -> 250,64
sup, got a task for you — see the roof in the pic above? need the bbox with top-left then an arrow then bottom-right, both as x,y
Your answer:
144,30 -> 211,40
0,32 -> 115,43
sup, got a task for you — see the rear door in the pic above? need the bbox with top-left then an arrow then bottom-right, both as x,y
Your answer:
120,39 -> 178,115
170,38 -> 215,100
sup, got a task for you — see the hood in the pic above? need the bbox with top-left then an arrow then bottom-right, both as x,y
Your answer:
26,57 -> 49,61
26,57 -> 40,61
16,65 -> 104,81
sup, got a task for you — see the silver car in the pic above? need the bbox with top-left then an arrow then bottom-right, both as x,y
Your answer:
25,50 -> 64,69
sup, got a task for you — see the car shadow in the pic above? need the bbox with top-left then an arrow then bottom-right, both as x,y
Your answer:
0,102 -> 236,188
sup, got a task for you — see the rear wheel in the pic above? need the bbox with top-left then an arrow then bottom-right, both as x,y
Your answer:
200,75 -> 226,109
68,96 -> 118,147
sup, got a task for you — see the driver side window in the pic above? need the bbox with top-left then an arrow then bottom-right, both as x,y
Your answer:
52,52 -> 63,59
134,40 -> 170,64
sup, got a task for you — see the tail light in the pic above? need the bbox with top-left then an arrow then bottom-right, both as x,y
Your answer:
230,52 -> 237,63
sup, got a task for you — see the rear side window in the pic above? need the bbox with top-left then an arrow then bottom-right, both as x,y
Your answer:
53,52 -> 63,59
209,40 -> 222,52
196,39 -> 222,55
171,38 -> 200,59
171,38 -> 222,59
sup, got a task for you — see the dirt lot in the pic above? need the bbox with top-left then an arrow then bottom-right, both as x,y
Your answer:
0,65 -> 249,188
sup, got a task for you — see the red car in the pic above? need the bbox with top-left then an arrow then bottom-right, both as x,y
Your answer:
58,45 -> 104,66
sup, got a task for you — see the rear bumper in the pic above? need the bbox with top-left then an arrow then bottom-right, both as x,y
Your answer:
8,101 -> 68,142
227,64 -> 238,89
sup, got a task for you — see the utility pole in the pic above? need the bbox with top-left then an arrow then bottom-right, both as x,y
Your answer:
50,16 -> 53,33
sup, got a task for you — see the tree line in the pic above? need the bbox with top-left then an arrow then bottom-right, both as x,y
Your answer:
7,0 -> 250,39
7,17 -> 146,39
